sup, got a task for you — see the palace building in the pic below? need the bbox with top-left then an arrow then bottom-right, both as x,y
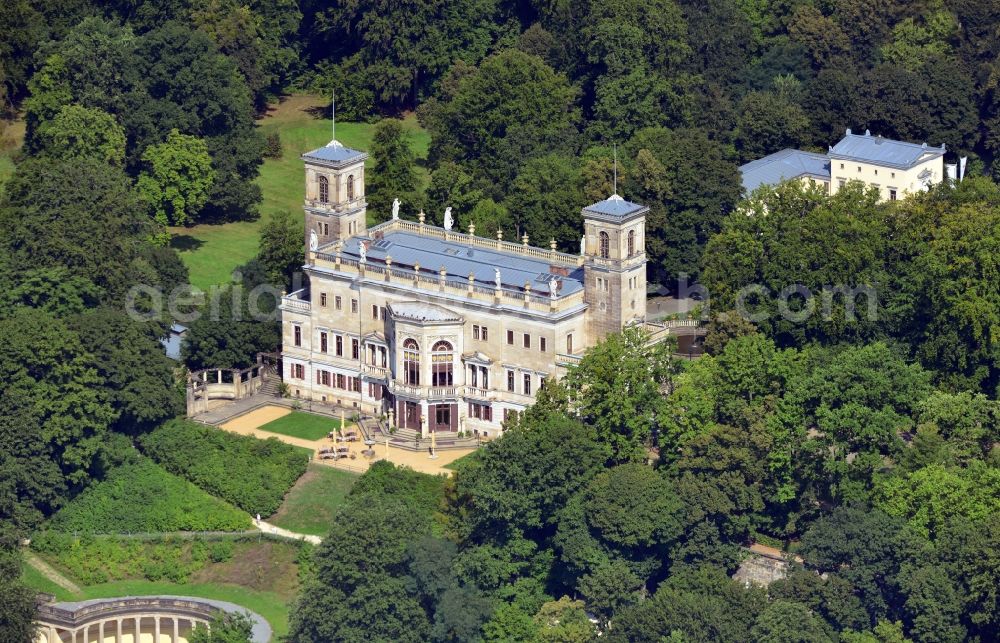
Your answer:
740,129 -> 949,202
279,138 -> 657,438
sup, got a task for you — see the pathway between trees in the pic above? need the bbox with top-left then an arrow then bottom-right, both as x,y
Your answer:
255,519 -> 322,545
25,551 -> 81,595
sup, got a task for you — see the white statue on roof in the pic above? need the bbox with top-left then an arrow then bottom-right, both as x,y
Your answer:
494,267 -> 501,289
392,198 -> 400,220
443,206 -> 453,231
309,229 -> 318,251
549,276 -> 558,298
580,235 -> 585,256
359,240 -> 367,264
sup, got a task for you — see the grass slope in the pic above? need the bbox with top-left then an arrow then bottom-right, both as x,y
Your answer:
257,411 -> 347,441
267,464 -> 358,536
171,94 -> 429,290
24,538 -> 303,641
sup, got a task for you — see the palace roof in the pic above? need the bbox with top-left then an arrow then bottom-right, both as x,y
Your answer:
339,230 -> 586,296
829,131 -> 945,169
740,149 -> 830,193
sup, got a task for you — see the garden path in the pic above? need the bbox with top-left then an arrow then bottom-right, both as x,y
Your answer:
25,551 -> 81,595
255,519 -> 323,545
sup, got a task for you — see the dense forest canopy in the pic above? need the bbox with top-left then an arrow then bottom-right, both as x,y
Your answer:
3,1 -> 1000,642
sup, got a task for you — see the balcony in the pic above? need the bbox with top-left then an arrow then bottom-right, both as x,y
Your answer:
463,386 -> 494,401
281,289 -> 311,314
388,380 -> 460,400
362,364 -> 389,380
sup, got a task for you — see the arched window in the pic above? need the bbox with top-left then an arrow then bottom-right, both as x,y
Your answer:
627,230 -> 635,257
318,175 -> 329,203
431,341 -> 454,387
599,231 -> 610,259
403,339 -> 420,385
347,175 -> 355,201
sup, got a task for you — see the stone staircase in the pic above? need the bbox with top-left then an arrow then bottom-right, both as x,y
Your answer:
258,378 -> 282,397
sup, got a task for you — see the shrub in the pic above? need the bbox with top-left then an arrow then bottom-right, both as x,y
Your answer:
140,419 -> 309,515
33,535 -> 217,585
209,540 -> 234,563
48,459 -> 251,533
263,132 -> 282,158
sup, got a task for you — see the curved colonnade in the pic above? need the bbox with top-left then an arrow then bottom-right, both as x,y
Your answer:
34,596 -> 271,643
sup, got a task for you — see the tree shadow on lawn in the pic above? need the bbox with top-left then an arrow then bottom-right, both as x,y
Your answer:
170,234 -> 206,252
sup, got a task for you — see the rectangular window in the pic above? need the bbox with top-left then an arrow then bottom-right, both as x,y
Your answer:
322,371 -> 331,387
335,296 -> 342,310
292,363 -> 304,379
351,299 -> 358,313
352,338 -> 359,360
336,335 -> 343,356
473,325 -> 480,340
507,330 -> 514,345
380,306 -> 386,320
336,373 -> 346,389
523,374 -> 532,395
468,402 -> 492,421
839,163 -> 844,169
372,304 -> 378,319
507,370 -> 515,392
293,325 -> 301,347
503,408 -> 519,423
523,334 -> 530,349
889,188 -> 897,201
566,333 -> 573,353
540,337 -> 546,352
481,326 -> 488,341
320,293 -> 327,307
470,367 -> 478,388
353,377 -> 361,392
320,332 -> 328,353
838,179 -> 846,189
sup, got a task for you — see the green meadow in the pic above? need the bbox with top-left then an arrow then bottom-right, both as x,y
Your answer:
171,95 -> 429,290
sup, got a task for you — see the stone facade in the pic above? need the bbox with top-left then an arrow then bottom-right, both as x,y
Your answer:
280,139 -> 652,438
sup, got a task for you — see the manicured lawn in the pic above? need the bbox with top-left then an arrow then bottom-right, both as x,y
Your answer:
169,220 -> 264,291
171,94 -> 429,290
443,450 -> 482,471
257,411 -> 347,441
268,464 -> 358,536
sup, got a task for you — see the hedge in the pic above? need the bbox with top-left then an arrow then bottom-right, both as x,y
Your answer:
48,459 -> 250,533
140,420 -> 309,515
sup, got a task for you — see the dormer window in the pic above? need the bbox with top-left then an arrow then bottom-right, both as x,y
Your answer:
347,175 -> 355,200
599,231 -> 610,259
318,175 -> 329,203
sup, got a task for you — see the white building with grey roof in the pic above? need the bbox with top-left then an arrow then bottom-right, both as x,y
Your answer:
740,129 -> 948,202
280,139 -> 656,438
